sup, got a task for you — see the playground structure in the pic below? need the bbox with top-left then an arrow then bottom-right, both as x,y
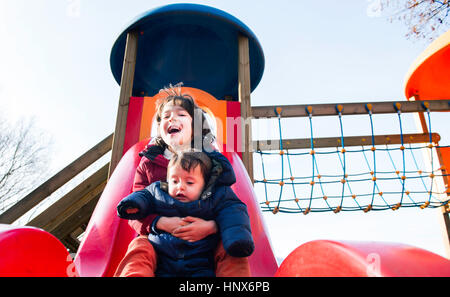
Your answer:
254,100 -> 449,214
0,4 -> 449,276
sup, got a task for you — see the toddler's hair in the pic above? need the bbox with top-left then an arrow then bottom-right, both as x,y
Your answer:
154,83 -> 215,151
168,151 -> 212,183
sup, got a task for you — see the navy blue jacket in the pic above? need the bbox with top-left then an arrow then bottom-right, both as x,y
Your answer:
117,151 -> 254,277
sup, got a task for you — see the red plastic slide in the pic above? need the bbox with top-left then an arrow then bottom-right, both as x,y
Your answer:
276,240 -> 450,277
0,224 -> 77,277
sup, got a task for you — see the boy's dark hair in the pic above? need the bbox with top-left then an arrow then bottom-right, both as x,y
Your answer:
168,151 -> 212,183
153,83 -> 215,151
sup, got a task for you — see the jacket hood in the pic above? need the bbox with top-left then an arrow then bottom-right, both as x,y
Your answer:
199,151 -> 236,200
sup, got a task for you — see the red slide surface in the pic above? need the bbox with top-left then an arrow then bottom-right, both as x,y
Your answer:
276,240 -> 450,277
0,224 -> 77,277
73,138 -> 278,276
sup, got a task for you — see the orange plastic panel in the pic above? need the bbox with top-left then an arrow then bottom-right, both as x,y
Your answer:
127,87 -> 228,152
404,30 -> 450,100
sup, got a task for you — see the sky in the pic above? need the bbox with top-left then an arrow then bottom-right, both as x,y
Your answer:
0,0 -> 449,262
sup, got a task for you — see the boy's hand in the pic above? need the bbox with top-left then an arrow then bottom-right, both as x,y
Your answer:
117,199 -> 144,219
172,217 -> 218,242
156,216 -> 185,233
117,190 -> 153,220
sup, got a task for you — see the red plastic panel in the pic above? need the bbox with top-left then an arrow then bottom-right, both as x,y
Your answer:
224,152 -> 278,276
275,240 -> 450,277
74,140 -> 147,277
0,225 -> 77,277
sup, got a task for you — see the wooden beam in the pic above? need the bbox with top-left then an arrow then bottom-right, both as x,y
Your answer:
50,191 -> 101,240
238,34 -> 254,182
27,164 -> 108,231
63,227 -> 87,253
62,234 -> 81,254
435,146 -> 450,258
410,95 -> 450,258
252,99 -> 450,119
109,31 -> 139,178
254,133 -> 441,151
48,180 -> 105,234
70,226 -> 86,240
0,134 -> 113,224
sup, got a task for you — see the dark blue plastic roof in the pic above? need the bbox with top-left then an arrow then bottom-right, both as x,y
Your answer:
110,3 -> 265,100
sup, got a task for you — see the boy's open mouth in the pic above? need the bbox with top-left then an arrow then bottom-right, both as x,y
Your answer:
168,126 -> 181,135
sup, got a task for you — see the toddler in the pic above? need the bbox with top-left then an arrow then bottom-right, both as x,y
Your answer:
117,150 -> 254,277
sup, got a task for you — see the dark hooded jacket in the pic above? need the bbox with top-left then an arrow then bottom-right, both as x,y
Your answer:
129,143 -> 169,235
117,151 -> 254,277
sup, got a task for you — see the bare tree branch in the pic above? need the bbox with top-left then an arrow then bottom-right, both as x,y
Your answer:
0,115 -> 52,213
371,0 -> 450,41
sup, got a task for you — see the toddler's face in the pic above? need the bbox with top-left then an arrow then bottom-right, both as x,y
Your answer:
159,102 -> 193,150
167,164 -> 205,203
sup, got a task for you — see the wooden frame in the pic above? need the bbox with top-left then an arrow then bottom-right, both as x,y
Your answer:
410,96 -> 450,258
252,99 -> 450,118
436,146 -> 450,258
254,133 -> 441,151
238,34 -> 254,182
27,164 -> 108,232
252,96 -> 450,257
109,31 -> 139,177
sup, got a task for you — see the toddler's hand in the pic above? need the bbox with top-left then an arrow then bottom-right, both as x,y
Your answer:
117,190 -> 153,220
172,217 -> 218,242
126,208 -> 139,214
156,216 -> 185,233
117,199 -> 144,219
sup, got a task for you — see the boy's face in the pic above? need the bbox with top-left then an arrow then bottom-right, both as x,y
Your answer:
167,164 -> 205,203
159,102 -> 193,150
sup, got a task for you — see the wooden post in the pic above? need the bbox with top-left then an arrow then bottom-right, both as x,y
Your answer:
435,147 -> 450,258
109,31 -> 139,178
411,95 -> 450,258
238,34 -> 254,183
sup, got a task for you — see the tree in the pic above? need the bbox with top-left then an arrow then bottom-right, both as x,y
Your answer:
370,0 -> 450,40
0,116 -> 51,213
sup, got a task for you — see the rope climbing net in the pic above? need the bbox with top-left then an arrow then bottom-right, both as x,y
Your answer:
254,101 -> 450,214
